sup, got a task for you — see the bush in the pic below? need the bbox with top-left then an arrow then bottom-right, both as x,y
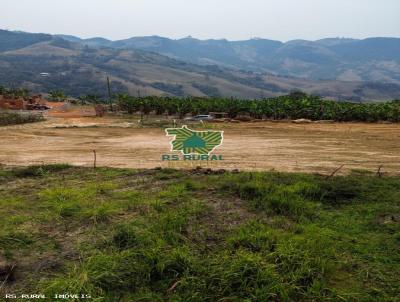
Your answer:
0,111 -> 44,126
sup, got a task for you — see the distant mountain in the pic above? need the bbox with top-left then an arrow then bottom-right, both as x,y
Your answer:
0,30 -> 52,52
59,34 -> 400,85
0,30 -> 399,100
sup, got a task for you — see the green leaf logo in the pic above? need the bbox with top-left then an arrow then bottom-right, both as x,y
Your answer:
165,126 -> 224,155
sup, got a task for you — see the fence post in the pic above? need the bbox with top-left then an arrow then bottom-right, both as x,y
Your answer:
93,150 -> 97,169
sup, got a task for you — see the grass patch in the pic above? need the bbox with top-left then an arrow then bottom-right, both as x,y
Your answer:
0,166 -> 399,301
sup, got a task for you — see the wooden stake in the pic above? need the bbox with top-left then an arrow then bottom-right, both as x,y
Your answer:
93,150 -> 97,169
377,165 -> 383,177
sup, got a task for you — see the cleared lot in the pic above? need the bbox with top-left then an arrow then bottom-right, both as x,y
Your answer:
0,116 -> 399,174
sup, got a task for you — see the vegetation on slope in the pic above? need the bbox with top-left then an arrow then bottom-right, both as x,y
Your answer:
0,165 -> 399,301
1,32 -> 400,101
0,87 -> 30,98
0,30 -> 52,52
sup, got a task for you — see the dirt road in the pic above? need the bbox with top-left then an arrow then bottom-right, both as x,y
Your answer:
1,116 -> 399,174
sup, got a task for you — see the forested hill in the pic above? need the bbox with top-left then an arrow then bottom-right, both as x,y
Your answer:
60,34 -> 400,85
0,30 -> 400,100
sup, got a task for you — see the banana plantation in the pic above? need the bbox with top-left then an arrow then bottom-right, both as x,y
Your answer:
116,93 -> 400,122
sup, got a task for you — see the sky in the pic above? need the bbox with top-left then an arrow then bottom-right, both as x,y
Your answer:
0,0 -> 399,41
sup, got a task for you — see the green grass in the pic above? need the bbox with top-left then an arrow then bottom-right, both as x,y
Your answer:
0,165 -> 399,301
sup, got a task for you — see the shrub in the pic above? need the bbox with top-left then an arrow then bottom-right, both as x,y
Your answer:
0,111 -> 44,126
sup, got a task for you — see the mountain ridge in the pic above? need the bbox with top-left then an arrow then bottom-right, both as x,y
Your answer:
58,34 -> 400,84
0,29 -> 399,101
5,29 -> 400,83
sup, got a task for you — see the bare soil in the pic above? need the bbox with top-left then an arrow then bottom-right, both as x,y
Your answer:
1,114 -> 399,175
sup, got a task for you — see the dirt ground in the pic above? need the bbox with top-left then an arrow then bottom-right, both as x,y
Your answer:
1,113 -> 400,175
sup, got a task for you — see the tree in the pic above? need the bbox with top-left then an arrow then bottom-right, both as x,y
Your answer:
49,90 -> 67,102
78,94 -> 102,105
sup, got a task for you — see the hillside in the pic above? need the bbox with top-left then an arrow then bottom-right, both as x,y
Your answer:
63,34 -> 400,85
1,30 -> 400,100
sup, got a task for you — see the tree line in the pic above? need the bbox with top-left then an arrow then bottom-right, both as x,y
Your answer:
115,93 -> 400,122
1,86 -> 400,122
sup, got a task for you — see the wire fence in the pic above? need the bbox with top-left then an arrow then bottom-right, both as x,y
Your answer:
3,155 -> 400,175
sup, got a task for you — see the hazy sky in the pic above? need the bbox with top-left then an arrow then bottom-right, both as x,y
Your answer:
1,0 -> 399,41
